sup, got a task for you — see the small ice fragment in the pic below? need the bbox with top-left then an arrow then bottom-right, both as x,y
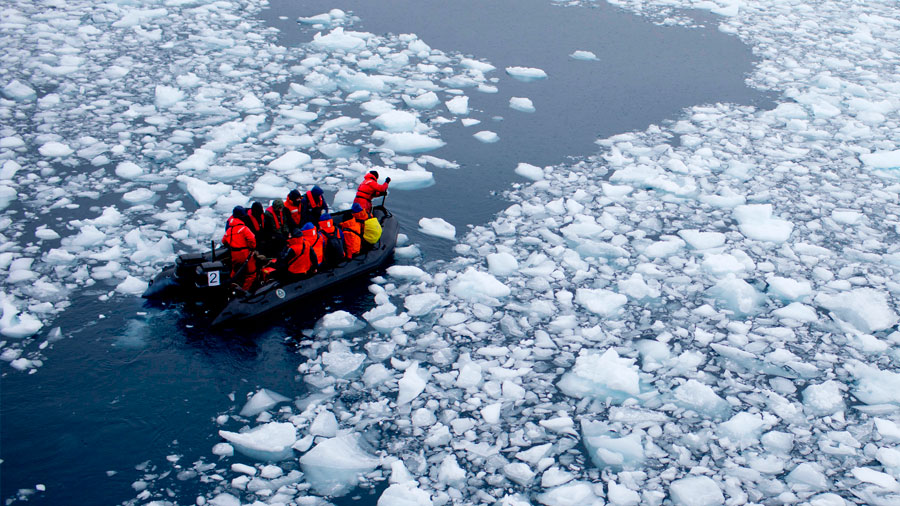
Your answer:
669,476 -> 724,506
515,163 -> 543,181
505,66 -> 548,82
218,422 -> 297,461
509,97 -> 535,113
418,217 -> 456,240
570,50 -> 598,61
473,131 -> 499,143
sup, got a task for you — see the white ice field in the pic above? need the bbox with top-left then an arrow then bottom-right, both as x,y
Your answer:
3,0 -> 900,505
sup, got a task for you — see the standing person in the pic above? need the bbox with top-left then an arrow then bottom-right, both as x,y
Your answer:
340,203 -> 369,258
284,189 -> 303,228
222,206 -> 258,292
300,185 -> 328,226
263,199 -> 287,257
317,213 -> 344,267
353,171 -> 390,214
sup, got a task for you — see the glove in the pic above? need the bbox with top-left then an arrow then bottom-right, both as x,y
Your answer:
385,177 -> 391,184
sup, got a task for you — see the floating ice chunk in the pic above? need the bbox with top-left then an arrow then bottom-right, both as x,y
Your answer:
473,131 -> 499,143
515,162 -> 543,181
450,268 -> 510,303
461,58 -> 496,73
374,132 -> 445,154
815,288 -> 898,333
480,402 -> 502,424
268,151 -> 311,171
802,380 -> 845,416
378,480 -> 434,506
378,168 -> 435,190
219,422 -> 296,461
786,462 -> 828,490
240,389 -> 291,417
678,230 -> 726,250
115,162 -> 143,180
608,481 -> 640,506
617,273 -> 660,301
707,274 -> 762,316
122,188 -> 156,204
438,454 -> 466,486
363,364 -> 391,387
509,97 -> 535,113
208,493 -> 241,506
235,93 -> 263,112
505,66 -> 548,82
846,362 -> 900,405
669,476 -> 724,506
372,111 -> 418,133
402,91 -> 440,110
732,204 -> 794,243
719,412 -> 773,447
310,410 -> 338,437
874,418 -> 900,442
575,288 -> 627,318
116,276 -> 148,295
311,27 -> 367,51
155,85 -> 184,108
0,296 -> 42,339
767,276 -> 812,301
315,310 -> 364,336
558,349 -> 641,401
418,217 -> 455,240
176,175 -> 231,207
397,362 -> 427,405
461,118 -> 481,127
404,293 -> 443,316
2,79 -> 36,101
323,341 -> 366,377
773,302 -> 818,322
503,462 -> 535,486
38,141 -> 73,158
851,467 -> 900,492
672,380 -> 730,419
446,96 -> 469,115
487,252 -> 518,276
861,150 -> 900,170
299,434 -> 379,496
176,149 -> 216,171
570,50 -> 598,61
537,481 -> 599,506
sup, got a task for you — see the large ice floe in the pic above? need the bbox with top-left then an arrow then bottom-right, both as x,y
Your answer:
5,0 -> 900,504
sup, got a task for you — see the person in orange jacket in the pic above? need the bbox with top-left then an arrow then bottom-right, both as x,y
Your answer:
340,203 -> 369,258
317,213 -> 344,267
279,227 -> 314,277
353,171 -> 390,214
222,206 -> 258,291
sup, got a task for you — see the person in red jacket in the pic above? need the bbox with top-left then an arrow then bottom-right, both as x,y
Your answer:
263,199 -> 287,257
340,203 -> 369,258
222,206 -> 258,291
353,171 -> 390,214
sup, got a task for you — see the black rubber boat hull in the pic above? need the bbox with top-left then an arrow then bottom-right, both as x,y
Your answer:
143,207 -> 399,327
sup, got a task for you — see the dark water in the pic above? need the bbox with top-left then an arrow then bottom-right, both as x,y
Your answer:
1,2 -> 772,505
264,0 -> 774,258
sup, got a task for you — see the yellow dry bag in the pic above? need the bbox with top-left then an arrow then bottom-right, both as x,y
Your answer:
363,217 -> 382,244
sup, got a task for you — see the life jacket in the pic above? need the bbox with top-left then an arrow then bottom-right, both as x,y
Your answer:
301,191 -> 327,225
285,237 -> 312,275
319,216 -> 344,260
265,205 -> 283,232
302,226 -> 324,269
340,209 -> 369,258
247,211 -> 263,234
354,173 -> 388,213
284,196 -> 302,227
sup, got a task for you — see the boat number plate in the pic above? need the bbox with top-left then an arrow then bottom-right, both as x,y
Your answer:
276,289 -> 286,299
207,271 -> 220,287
